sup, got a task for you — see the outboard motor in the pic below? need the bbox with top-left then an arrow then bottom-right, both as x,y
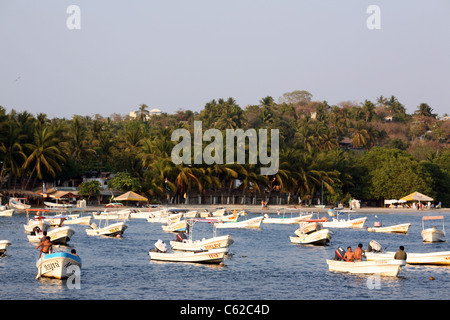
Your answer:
367,240 -> 382,252
334,247 -> 345,261
154,239 -> 168,253
175,232 -> 187,242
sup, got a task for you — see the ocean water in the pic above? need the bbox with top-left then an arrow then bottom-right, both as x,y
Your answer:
1,210 -> 450,302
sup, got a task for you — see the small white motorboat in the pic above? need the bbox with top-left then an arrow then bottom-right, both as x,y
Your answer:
44,201 -> 73,208
326,259 -> 405,277
421,216 -> 445,242
63,215 -> 92,225
290,229 -> 333,245
23,209 -> 52,234
28,226 -> 76,245
365,250 -> 450,266
211,208 -> 227,217
322,214 -> 367,229
214,215 -> 264,229
149,240 -> 227,264
0,240 -> 11,256
86,221 -> 128,237
36,252 -> 81,279
0,209 -> 15,217
367,223 -> 411,234
162,219 -> 187,233
263,209 -> 313,224
9,197 -> 31,210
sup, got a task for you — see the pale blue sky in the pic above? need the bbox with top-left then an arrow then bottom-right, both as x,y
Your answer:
1,0 -> 449,118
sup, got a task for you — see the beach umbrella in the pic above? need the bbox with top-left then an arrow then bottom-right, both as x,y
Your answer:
114,191 -> 148,202
399,192 -> 433,202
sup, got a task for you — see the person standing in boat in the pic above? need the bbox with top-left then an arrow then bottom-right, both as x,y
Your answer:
36,236 -> 53,258
344,246 -> 354,262
353,243 -> 364,261
394,246 -> 407,260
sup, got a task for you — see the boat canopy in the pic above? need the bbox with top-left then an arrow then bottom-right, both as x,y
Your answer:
422,216 -> 444,221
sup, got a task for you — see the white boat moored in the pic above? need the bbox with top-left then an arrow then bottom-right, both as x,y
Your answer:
28,226 -> 75,245
214,216 -> 264,229
86,221 -> 128,237
421,216 -> 445,242
367,223 -> 411,234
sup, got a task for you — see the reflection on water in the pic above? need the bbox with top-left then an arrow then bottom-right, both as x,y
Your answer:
1,211 -> 450,300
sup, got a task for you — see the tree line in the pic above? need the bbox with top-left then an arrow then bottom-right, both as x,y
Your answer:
1,90 -> 449,206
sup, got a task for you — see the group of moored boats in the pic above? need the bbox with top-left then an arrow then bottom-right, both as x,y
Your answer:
1,204 -> 449,280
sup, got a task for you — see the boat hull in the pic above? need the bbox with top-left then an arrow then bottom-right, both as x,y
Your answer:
322,217 -> 367,229
214,216 -> 264,229
36,252 -> 81,280
421,228 -> 445,242
367,223 -> 411,234
0,209 -> 14,217
365,251 -> 450,266
326,259 -> 405,277
0,240 -> 11,256
24,220 -> 51,234
149,248 -> 227,264
290,229 -> 333,245
162,220 -> 187,233
63,216 -> 92,225
170,235 -> 233,252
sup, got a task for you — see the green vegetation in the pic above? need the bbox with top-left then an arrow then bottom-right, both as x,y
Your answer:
1,91 -> 449,206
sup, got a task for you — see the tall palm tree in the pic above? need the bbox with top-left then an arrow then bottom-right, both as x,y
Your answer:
0,122 -> 27,187
137,104 -> 150,121
22,126 -> 66,189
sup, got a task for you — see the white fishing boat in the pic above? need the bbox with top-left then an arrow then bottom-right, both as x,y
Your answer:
263,209 -> 313,224
421,216 -> 445,242
201,213 -> 239,223
169,218 -> 234,252
214,215 -> 264,229
149,240 -> 227,264
63,214 -> 92,225
290,229 -> 333,245
161,219 -> 187,233
28,226 -> 76,245
0,209 -> 14,217
367,223 -> 411,234
146,209 -> 173,222
322,213 -> 367,229
86,220 -> 128,237
326,259 -> 405,277
36,252 -> 81,279
211,208 -> 227,217
44,201 -> 73,208
365,250 -> 450,266
0,240 -> 11,256
9,197 -> 31,210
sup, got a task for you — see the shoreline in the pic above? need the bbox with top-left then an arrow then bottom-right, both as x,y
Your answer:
12,204 -> 449,215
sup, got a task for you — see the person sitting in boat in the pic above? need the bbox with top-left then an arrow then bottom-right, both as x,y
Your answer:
344,246 -> 354,262
353,243 -> 364,261
394,246 -> 407,260
35,236 -> 53,258
71,249 -> 78,256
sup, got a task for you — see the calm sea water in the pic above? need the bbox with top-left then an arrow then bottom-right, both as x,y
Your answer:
1,210 -> 450,302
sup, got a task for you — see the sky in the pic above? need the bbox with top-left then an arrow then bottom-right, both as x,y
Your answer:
0,0 -> 449,119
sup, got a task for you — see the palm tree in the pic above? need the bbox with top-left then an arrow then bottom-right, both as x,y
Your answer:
136,104 -> 150,121
349,121 -> 370,148
22,126 -> 66,189
0,122 -> 27,187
